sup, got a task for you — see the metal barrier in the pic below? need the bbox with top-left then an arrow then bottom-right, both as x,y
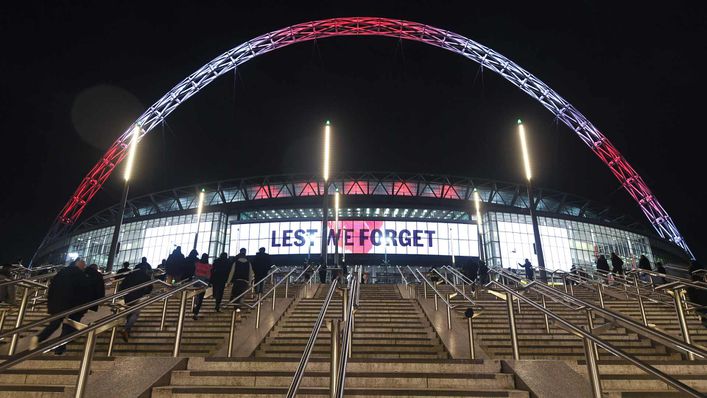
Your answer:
0,279 -> 207,398
334,270 -> 359,398
286,279 -> 339,398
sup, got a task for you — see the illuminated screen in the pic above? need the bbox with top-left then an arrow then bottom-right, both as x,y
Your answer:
230,220 -> 478,256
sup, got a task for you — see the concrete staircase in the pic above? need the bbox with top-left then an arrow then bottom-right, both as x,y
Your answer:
153,283 -> 530,397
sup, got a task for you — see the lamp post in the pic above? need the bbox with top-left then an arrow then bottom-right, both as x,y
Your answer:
449,227 -> 455,266
334,190 -> 340,266
473,188 -> 486,264
321,121 -> 331,268
106,124 -> 140,272
193,188 -> 205,251
518,119 -> 547,282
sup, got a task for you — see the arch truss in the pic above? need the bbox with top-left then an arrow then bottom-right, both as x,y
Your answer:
46,17 -> 693,258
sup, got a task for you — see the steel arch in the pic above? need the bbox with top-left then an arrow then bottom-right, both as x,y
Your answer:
48,17 -> 693,258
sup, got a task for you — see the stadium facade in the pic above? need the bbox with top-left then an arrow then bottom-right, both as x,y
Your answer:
41,172 -> 688,270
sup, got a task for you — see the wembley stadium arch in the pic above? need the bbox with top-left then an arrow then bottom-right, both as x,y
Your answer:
35,17 -> 693,264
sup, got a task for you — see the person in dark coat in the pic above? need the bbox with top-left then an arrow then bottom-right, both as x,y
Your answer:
166,246 -> 185,284
463,257 -> 479,282
84,264 -> 105,312
118,263 -> 153,341
477,261 -> 490,285
211,252 -> 233,312
687,260 -> 707,328
596,255 -> 610,274
182,249 -> 199,281
318,258 -> 327,284
638,255 -> 652,271
31,259 -> 92,355
116,261 -> 131,277
610,253 -> 624,275
252,247 -> 271,293
652,262 -> 668,285
230,249 -> 252,305
192,253 -> 212,320
519,259 -> 534,281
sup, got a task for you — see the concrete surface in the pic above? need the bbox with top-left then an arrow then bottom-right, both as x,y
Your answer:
503,360 -> 593,398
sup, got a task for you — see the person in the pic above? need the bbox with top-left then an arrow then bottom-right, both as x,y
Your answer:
182,249 -> 199,281
318,260 -> 327,284
637,255 -> 652,282
118,262 -> 153,341
361,272 -> 369,284
520,259 -> 534,281
610,252 -> 624,275
687,260 -> 707,328
652,262 -> 667,285
596,255 -> 610,274
230,248 -> 252,305
428,266 -> 439,283
166,246 -> 185,284
84,264 -> 105,312
156,259 -> 167,281
116,261 -> 131,278
477,260 -> 490,285
192,253 -> 213,320
30,259 -> 91,355
211,252 -> 233,312
0,265 -> 16,305
463,257 -> 479,282
252,247 -> 271,293
137,257 -> 152,275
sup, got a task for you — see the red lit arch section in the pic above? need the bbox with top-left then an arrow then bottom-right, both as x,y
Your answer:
49,17 -> 693,257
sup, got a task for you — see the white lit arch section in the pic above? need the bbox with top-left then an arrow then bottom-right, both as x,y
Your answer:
54,17 -> 693,258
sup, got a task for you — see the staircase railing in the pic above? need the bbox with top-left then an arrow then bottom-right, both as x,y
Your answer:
287,278 -> 339,398
0,278 -> 208,398
224,265 -> 310,357
334,270 -> 359,398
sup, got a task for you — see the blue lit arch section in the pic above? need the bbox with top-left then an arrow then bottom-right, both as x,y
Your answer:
51,17 -> 693,258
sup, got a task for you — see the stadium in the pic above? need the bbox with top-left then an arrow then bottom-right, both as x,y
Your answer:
37,171 -> 688,270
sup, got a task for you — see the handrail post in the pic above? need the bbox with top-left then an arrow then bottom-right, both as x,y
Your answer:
541,294 -> 550,334
172,290 -> 188,357
672,288 -> 694,360
597,284 -> 605,309
342,288 -> 349,323
329,319 -> 340,398
446,293 -> 452,330
74,329 -> 97,398
285,276 -> 289,298
272,283 -> 277,311
107,325 -> 117,356
586,309 -> 600,359
160,298 -> 168,331
0,309 -> 7,332
8,286 -> 30,355
424,282 -> 428,299
227,308 -> 239,357
506,292 -> 520,360
569,280 -> 575,296
255,294 -> 262,329
633,274 -> 648,326
434,293 -> 438,311
582,327 -> 603,398
467,316 -> 476,359
562,275 -> 568,293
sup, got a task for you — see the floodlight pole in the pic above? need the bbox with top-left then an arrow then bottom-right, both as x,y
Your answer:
518,120 -> 547,282
334,190 -> 340,267
193,189 -> 205,251
321,121 -> 331,270
106,125 -> 140,272
473,189 -> 487,264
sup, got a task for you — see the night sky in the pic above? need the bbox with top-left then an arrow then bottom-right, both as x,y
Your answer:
1,1 -> 705,264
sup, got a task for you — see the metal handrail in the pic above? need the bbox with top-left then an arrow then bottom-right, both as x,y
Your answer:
485,278 -> 703,398
0,272 -> 57,288
396,265 -> 409,285
432,268 -> 483,311
287,278 -> 339,398
225,266 -> 290,308
626,269 -> 707,291
0,278 -> 171,340
406,265 -> 421,283
492,267 -> 707,360
416,270 -> 453,307
0,279 -> 207,397
442,265 -> 475,286
335,272 -> 359,398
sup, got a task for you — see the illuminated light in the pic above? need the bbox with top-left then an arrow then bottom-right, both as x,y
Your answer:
196,189 -> 205,222
473,188 -> 482,227
123,124 -> 141,181
323,121 -> 331,182
518,122 -> 533,181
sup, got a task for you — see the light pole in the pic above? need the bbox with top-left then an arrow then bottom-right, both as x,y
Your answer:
473,188 -> 486,264
106,124 -> 140,272
193,188 -> 205,251
449,227 -> 455,266
334,190 -> 340,266
518,119 -> 547,281
321,121 -> 331,268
